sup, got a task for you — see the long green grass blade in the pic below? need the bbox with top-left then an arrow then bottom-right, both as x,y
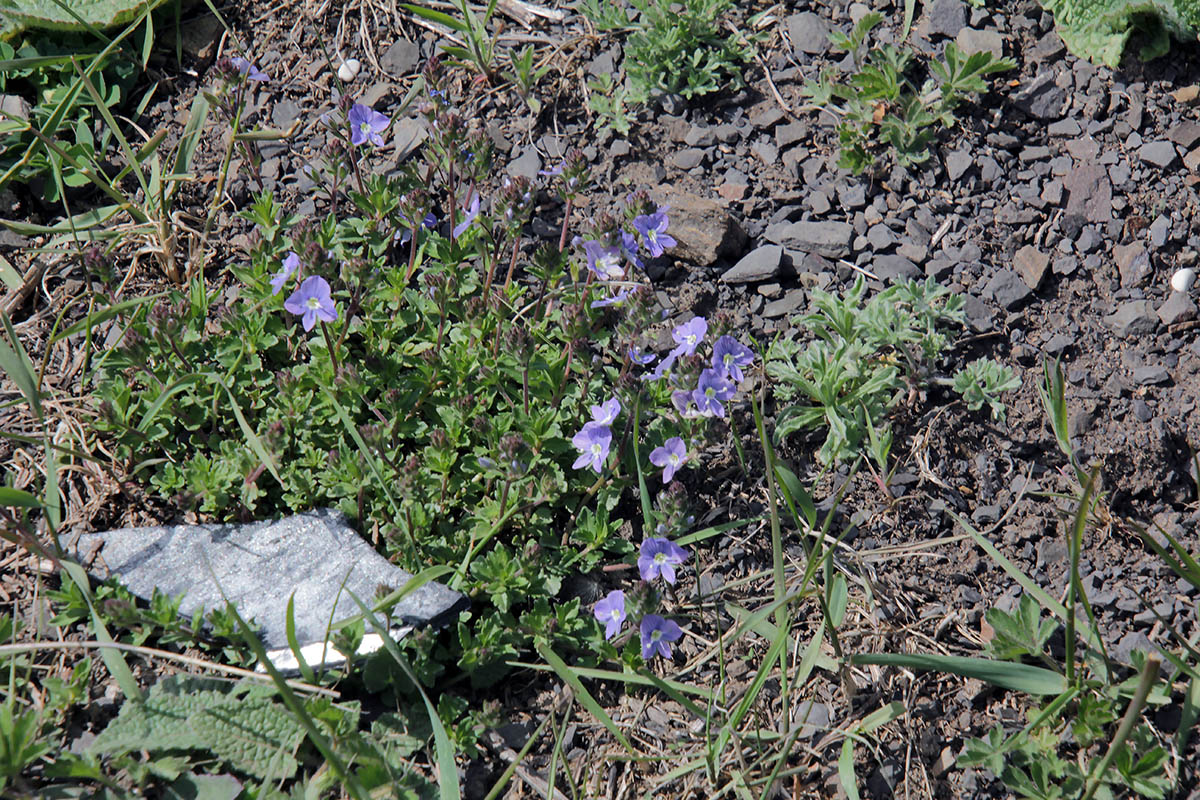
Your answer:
537,643 -> 634,755
51,293 -> 162,342
345,589 -> 461,800
849,653 -> 1066,695
211,374 -> 283,487
58,559 -> 144,702
949,508 -> 1101,651
0,312 -> 42,420
838,738 -> 860,800
285,594 -> 318,686
0,487 -> 43,507
205,561 -> 370,800
507,661 -> 714,699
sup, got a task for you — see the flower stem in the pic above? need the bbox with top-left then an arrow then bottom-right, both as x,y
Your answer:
319,320 -> 341,374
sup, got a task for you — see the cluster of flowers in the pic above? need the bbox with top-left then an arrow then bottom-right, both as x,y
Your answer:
593,536 -> 690,660
644,317 -> 756,420
577,202 -> 676,309
263,92 -> 404,330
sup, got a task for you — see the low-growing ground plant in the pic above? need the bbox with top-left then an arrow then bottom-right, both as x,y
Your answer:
88,60 -> 760,692
801,12 -> 1015,175
579,0 -> 763,131
1038,0 -> 1200,67
765,274 -> 1018,468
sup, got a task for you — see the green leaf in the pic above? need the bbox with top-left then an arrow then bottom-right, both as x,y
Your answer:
0,0 -> 172,36
985,594 -> 1057,661
849,652 -> 1067,695
162,773 -> 243,800
190,696 -> 304,781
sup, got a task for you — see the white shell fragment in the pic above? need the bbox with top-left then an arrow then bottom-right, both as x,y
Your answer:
1171,267 -> 1197,293
337,58 -> 362,82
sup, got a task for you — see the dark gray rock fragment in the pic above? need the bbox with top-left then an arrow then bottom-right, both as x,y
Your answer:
1104,301 -> 1157,337
68,509 -> 469,657
945,149 -> 973,181
1063,164 -> 1112,224
1114,242 -> 1152,288
1138,141 -> 1178,169
983,270 -> 1033,310
721,245 -> 784,283
380,39 -> 421,75
766,220 -> 854,259
1013,73 -> 1066,120
874,254 -> 921,282
1013,245 -> 1050,290
927,0 -> 967,38
785,12 -> 833,55
1132,366 -> 1170,386
1157,292 -> 1198,325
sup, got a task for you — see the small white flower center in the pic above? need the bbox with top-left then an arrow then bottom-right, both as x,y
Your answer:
591,443 -> 603,456
306,297 -> 320,310
668,454 -> 680,466
650,630 -> 662,642
654,553 -> 666,565
360,122 -> 372,135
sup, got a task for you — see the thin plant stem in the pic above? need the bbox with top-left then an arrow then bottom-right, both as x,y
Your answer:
319,320 -> 341,374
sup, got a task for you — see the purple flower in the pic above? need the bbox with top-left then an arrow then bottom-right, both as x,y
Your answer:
590,397 -> 621,426
672,390 -> 701,419
593,590 -> 626,640
284,276 -> 338,331
649,437 -> 688,483
583,240 -> 624,281
712,335 -> 755,383
629,346 -> 656,366
643,346 -> 682,383
672,317 -> 707,356
619,230 -> 644,271
633,205 -> 676,258
591,288 -> 630,308
571,421 -> 612,474
638,537 -> 688,584
539,161 -> 565,177
640,614 -> 683,660
693,368 -> 735,418
349,102 -> 389,147
230,56 -> 269,82
452,190 -> 480,238
271,251 -> 300,295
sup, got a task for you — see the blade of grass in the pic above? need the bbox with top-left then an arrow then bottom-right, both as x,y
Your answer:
948,508 -> 1102,652
849,652 -> 1066,695
536,643 -> 634,755
285,595 -> 318,686
344,589 -> 461,800
507,661 -> 714,700
58,559 -> 144,702
211,374 -> 283,487
204,560 -> 371,800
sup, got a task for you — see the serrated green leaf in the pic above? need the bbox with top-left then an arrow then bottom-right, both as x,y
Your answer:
90,676 -> 227,756
191,696 -> 304,781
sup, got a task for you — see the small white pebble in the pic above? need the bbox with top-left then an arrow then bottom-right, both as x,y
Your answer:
337,58 -> 361,82
1171,267 -> 1196,293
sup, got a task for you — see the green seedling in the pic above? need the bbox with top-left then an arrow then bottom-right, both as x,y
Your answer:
802,13 -> 1014,175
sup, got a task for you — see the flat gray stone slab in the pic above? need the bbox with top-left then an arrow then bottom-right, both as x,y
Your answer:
69,509 -> 468,659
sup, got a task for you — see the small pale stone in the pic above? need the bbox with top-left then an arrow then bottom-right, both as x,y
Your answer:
337,59 -> 361,81
1171,267 -> 1197,292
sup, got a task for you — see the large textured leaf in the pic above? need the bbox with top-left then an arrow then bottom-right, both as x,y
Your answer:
91,677 -> 304,781
1040,0 -> 1200,67
90,677 -> 228,756
0,0 -> 171,37
191,697 -> 304,781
